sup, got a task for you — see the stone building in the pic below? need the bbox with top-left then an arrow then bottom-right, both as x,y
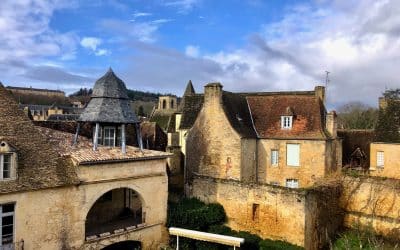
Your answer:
0,69 -> 170,249
369,142 -> 400,179
6,86 -> 65,98
184,83 -> 343,248
186,83 -> 342,188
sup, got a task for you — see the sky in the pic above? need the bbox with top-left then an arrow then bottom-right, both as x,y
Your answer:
0,0 -> 399,108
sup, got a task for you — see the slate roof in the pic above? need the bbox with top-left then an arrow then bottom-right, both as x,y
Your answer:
222,92 -> 258,138
179,94 -> 204,129
7,86 -> 65,94
79,68 -> 139,124
0,84 -> 79,194
246,93 -> 329,139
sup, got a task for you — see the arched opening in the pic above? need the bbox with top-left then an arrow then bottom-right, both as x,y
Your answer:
170,99 -> 174,109
102,240 -> 141,250
85,188 -> 144,237
162,100 -> 167,109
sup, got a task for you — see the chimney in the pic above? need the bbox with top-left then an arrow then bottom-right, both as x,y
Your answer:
204,82 -> 223,106
326,111 -> 337,138
315,86 -> 325,104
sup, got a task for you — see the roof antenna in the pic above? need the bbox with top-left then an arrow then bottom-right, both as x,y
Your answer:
325,71 -> 330,105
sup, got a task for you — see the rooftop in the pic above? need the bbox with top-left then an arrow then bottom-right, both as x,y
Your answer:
37,127 -> 171,165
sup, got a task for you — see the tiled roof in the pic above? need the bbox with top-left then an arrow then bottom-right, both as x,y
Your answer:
222,92 -> 258,138
246,94 -> 328,139
0,84 -> 79,194
179,94 -> 204,129
79,68 -> 139,124
36,127 -> 171,165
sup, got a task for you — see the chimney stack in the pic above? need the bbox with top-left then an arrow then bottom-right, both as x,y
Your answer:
204,82 -> 223,106
326,111 -> 337,138
315,86 -> 325,104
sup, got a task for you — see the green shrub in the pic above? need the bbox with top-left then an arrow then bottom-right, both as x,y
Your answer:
167,198 -> 226,231
259,239 -> 303,250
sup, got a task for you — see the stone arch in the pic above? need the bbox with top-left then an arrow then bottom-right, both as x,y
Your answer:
162,99 -> 167,109
170,99 -> 174,109
84,187 -> 146,237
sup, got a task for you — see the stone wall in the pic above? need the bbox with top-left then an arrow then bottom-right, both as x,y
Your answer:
186,86 -> 242,181
341,176 -> 400,241
257,139 -> 331,187
369,142 -> 400,179
190,176 -> 342,249
0,158 -> 169,250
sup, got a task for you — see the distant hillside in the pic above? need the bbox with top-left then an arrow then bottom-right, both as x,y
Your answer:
69,88 -> 165,102
9,91 -> 71,106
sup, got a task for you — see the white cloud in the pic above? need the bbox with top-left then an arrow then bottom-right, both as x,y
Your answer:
185,45 -> 200,57
132,12 -> 152,18
164,0 -> 199,13
80,37 -> 109,56
102,17 -> 172,43
80,37 -> 102,51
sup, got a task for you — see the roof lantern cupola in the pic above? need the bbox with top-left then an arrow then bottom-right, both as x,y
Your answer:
75,68 -> 142,153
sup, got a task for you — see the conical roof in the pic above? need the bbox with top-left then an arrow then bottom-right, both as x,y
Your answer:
184,80 -> 195,96
79,69 -> 139,123
91,68 -> 129,99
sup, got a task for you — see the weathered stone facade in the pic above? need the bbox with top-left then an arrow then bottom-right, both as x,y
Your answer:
341,176 -> 400,241
369,142 -> 400,179
190,176 -> 342,249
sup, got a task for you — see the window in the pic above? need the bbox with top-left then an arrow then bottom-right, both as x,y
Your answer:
281,116 -> 293,129
271,150 -> 279,166
0,155 -> 11,180
286,179 -> 299,188
287,144 -> 300,166
0,203 -> 14,247
252,204 -> 259,221
104,127 -> 116,147
377,151 -> 384,168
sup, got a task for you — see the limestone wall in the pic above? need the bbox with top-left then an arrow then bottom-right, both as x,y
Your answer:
369,142 -> 400,179
0,159 -> 169,250
257,139 -> 327,187
341,176 -> 400,240
190,176 -> 342,249
186,95 -> 242,181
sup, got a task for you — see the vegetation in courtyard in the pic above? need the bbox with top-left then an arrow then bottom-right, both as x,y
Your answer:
332,229 -> 399,250
167,198 -> 302,250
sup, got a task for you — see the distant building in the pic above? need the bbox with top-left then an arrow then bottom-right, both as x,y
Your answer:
18,103 -> 83,121
0,69 -> 170,249
6,86 -> 65,98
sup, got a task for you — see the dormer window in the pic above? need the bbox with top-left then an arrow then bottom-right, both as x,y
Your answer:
0,142 -> 17,180
281,116 -> 293,129
93,126 -> 122,147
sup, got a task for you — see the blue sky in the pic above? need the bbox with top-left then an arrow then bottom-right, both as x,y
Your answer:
1,0 -> 400,108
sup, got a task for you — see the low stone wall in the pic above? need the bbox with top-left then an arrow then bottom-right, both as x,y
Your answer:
341,176 -> 400,240
190,176 -> 342,249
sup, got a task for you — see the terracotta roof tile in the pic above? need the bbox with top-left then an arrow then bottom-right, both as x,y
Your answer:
0,84 -> 79,194
247,94 -> 328,139
36,127 -> 171,165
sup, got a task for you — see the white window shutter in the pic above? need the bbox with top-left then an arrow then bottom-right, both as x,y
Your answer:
287,144 -> 300,166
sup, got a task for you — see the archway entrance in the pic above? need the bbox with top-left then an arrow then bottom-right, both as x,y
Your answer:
85,188 -> 144,237
102,240 -> 141,250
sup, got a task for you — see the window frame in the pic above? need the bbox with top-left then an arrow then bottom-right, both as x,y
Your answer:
376,151 -> 384,168
103,126 -> 116,147
281,116 -> 293,129
0,154 -> 13,180
271,149 -> 279,166
286,179 -> 299,188
0,203 -> 15,247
